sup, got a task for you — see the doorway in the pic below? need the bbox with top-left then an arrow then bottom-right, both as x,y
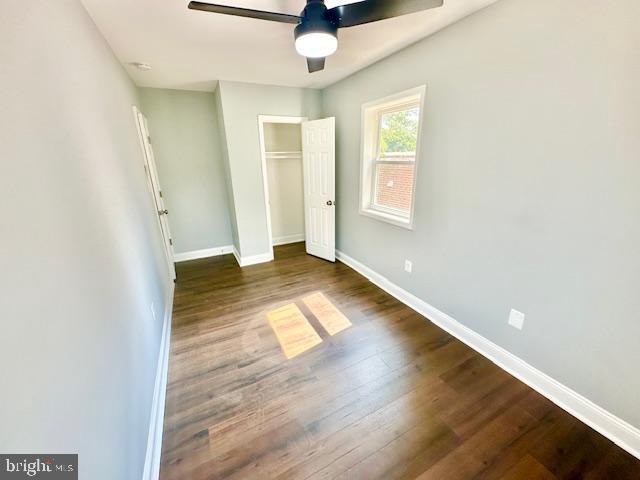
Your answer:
261,118 -> 306,247
133,106 -> 176,281
258,115 -> 336,262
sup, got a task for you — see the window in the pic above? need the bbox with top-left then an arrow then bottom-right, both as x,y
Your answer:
360,86 -> 425,229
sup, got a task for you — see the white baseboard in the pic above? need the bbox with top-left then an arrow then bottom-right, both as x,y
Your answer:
335,250 -> 640,460
173,245 -> 233,262
142,282 -> 174,480
232,246 -> 242,267
272,234 -> 305,246
232,246 -> 274,268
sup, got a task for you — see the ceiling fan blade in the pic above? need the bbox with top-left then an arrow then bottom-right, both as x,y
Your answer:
328,0 -> 444,28
307,57 -> 326,73
188,1 -> 301,24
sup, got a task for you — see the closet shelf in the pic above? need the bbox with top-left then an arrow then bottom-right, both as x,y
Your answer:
265,151 -> 302,160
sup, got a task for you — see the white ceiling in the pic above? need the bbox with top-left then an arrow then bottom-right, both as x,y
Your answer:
81,0 -> 498,91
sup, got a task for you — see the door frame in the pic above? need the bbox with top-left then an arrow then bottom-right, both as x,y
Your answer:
257,115 -> 307,260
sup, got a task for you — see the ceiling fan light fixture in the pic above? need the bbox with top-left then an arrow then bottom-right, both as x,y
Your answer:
294,17 -> 338,59
295,32 -> 337,58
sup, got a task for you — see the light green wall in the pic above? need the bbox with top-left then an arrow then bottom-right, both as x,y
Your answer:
214,85 -> 240,251
139,88 -> 233,253
218,81 -> 322,257
322,0 -> 640,427
0,1 -> 172,478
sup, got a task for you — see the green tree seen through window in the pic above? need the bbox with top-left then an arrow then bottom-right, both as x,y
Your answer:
379,107 -> 419,154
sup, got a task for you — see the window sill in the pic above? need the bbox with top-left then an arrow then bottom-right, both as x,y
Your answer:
360,207 -> 414,230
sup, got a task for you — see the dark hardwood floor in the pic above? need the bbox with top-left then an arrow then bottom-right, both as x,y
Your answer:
160,243 -> 640,480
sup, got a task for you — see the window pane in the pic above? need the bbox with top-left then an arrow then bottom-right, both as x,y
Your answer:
379,107 -> 419,157
374,163 -> 415,215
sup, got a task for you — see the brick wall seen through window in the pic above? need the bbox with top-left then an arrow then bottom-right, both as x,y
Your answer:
374,163 -> 415,213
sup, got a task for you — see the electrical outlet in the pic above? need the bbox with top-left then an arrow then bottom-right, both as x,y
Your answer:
404,260 -> 413,273
508,309 -> 525,330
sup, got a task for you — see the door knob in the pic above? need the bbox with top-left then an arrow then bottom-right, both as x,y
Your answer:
326,200 -> 333,206
159,209 -> 169,215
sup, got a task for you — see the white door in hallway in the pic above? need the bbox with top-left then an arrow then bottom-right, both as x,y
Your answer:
133,107 -> 176,281
302,117 -> 335,262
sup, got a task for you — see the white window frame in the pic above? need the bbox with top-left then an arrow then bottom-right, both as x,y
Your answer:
359,85 -> 426,230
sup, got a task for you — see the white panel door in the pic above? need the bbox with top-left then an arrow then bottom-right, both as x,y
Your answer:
133,107 -> 176,281
302,117 -> 335,262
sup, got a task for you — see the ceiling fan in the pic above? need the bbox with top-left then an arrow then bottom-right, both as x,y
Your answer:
188,0 -> 444,73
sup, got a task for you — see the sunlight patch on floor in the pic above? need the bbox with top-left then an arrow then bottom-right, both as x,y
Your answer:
303,292 -> 353,336
266,292 -> 352,359
266,303 -> 322,359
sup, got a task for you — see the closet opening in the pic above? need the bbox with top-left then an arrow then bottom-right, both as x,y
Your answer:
258,115 -> 307,258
